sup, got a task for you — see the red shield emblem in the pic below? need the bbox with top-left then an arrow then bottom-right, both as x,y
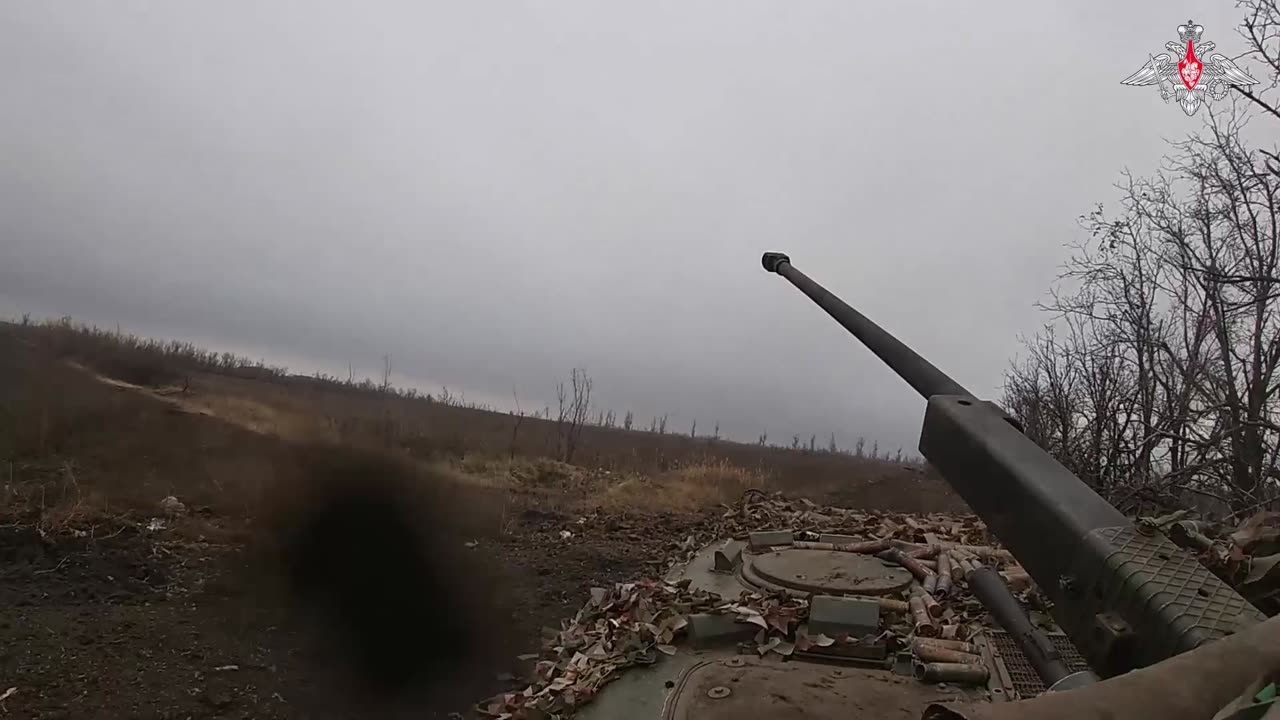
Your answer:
1178,41 -> 1202,90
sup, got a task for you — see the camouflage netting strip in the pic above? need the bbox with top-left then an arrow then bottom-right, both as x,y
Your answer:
476,493 -> 1036,719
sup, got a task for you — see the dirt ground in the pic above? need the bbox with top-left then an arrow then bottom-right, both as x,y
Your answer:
0,333 -> 964,718
0,493 -> 722,718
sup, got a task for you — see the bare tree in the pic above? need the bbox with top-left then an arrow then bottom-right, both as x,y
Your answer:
623,410 -> 634,431
1233,0 -> 1280,131
1006,66 -> 1280,511
509,387 -> 524,460
555,368 -> 593,464
380,354 -> 392,392
658,414 -> 668,434
690,419 -> 697,438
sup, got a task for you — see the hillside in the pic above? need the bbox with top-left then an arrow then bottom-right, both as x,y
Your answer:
1,317 -> 960,512
0,318 -> 965,718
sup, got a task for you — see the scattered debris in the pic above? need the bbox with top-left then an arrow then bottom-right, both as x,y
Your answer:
0,686 -> 16,702
478,578 -> 714,717
200,688 -> 232,710
145,518 -> 167,532
914,661 -> 989,684
1136,509 -> 1189,533
212,665 -> 239,672
912,642 -> 983,665
1232,512 -> 1280,553
159,495 -> 187,516
477,492 -> 1036,718
1146,509 -> 1280,613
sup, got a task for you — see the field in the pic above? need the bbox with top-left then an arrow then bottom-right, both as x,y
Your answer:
0,320 -> 964,719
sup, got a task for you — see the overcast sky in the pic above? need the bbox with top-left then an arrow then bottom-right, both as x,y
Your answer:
0,2 -> 1261,454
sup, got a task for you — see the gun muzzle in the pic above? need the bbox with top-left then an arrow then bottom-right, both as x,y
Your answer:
761,252 -> 791,273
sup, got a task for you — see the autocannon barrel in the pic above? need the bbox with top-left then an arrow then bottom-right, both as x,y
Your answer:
762,251 -> 1266,681
761,252 -> 970,400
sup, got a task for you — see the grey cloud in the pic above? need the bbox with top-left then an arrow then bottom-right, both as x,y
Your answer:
0,1 -> 1253,452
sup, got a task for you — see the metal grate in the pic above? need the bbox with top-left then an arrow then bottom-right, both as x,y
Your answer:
987,631 -> 1092,698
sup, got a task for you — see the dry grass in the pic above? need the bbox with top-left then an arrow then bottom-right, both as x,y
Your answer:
0,459 -> 125,536
1,318 -> 968,523
446,454 -> 768,514
595,459 -> 768,513
184,369 -> 956,510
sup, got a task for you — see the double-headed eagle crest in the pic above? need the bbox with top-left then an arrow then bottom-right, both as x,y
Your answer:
1121,20 -> 1258,116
